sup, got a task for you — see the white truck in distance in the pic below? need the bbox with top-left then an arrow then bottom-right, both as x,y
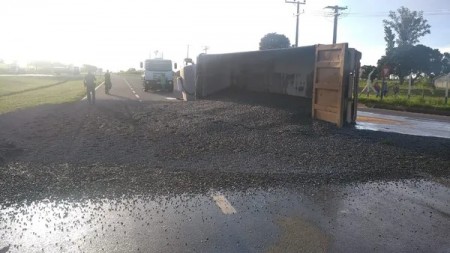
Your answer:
140,59 -> 174,92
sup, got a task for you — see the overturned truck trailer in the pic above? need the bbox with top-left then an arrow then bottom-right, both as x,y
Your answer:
190,43 -> 361,127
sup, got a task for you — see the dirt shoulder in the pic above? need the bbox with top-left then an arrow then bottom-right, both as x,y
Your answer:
0,91 -> 449,203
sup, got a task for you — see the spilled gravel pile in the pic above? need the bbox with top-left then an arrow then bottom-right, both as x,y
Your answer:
0,90 -> 449,203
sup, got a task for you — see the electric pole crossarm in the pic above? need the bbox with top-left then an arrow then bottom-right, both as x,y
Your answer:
324,5 -> 347,44
285,0 -> 306,47
285,0 -> 305,4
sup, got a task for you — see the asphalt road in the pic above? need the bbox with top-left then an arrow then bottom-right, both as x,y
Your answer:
357,107 -> 450,139
1,178 -> 449,253
0,74 -> 449,253
89,74 -> 180,103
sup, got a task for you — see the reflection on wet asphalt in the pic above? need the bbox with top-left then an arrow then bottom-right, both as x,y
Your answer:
357,111 -> 450,139
1,179 -> 449,252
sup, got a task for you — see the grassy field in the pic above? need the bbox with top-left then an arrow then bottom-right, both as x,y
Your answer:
0,76 -> 68,96
358,79 -> 450,114
0,75 -> 104,114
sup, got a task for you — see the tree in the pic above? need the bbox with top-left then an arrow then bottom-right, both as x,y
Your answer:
378,45 -> 414,84
383,6 -> 431,47
377,45 -> 445,85
412,45 -> 442,78
384,26 -> 396,54
259,33 -> 290,50
126,68 -> 137,74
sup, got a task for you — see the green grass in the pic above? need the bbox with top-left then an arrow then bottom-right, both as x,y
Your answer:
0,75 -> 104,114
359,95 -> 449,109
0,76 -> 68,96
358,79 -> 450,113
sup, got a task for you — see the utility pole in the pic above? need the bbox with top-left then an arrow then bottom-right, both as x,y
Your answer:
186,45 -> 190,59
184,45 -> 193,65
324,5 -> 347,44
445,74 -> 449,105
285,0 -> 306,47
408,71 -> 412,99
203,46 -> 209,54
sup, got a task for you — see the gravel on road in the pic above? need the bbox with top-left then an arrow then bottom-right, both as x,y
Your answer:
1,90 -> 449,203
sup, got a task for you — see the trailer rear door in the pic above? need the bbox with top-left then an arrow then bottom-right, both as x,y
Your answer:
312,44 -> 348,127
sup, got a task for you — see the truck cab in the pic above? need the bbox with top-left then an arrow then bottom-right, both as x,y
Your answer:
141,59 -> 174,92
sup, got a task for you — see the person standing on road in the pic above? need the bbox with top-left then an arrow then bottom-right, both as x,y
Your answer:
84,71 -> 96,104
104,70 -> 112,95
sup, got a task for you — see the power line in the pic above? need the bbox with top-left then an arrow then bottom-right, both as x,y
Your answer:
305,9 -> 450,18
344,11 -> 450,17
324,5 -> 347,44
285,0 -> 306,47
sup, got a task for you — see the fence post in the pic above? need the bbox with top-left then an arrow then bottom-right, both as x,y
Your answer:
445,79 -> 448,105
408,71 -> 412,99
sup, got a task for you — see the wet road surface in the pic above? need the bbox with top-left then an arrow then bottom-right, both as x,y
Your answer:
357,108 -> 450,139
1,178 -> 449,252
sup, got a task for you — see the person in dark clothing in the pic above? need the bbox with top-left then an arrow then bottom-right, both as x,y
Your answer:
104,70 -> 112,94
382,81 -> 388,97
84,71 -> 96,104
374,81 -> 381,97
393,84 -> 400,97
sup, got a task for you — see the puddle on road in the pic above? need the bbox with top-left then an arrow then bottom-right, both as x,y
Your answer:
266,216 -> 329,253
1,179 -> 449,252
356,111 -> 450,139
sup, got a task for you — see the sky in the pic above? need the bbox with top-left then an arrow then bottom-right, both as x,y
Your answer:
1,0 -> 449,71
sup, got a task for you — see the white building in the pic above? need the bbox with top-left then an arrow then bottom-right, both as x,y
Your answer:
434,74 -> 450,89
